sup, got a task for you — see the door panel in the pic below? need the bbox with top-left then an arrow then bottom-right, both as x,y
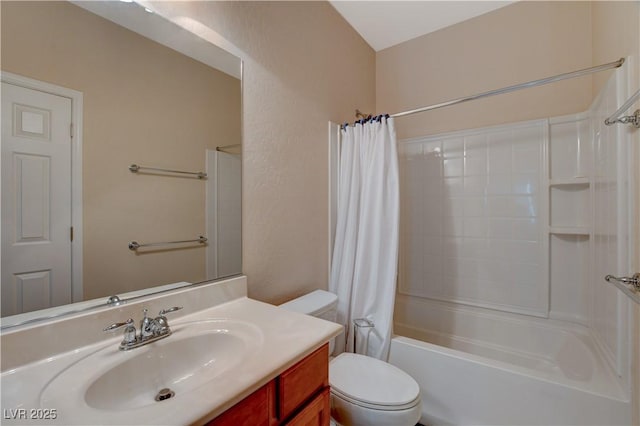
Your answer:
11,270 -> 52,313
2,82 -> 73,316
14,153 -> 51,242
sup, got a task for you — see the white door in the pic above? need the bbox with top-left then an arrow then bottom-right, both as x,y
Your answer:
1,82 -> 73,316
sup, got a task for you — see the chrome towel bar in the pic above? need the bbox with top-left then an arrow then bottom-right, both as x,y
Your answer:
128,236 -> 208,251
215,144 -> 241,154
129,164 -> 207,179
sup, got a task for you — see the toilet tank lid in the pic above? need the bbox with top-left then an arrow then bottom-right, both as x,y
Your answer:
279,290 -> 338,316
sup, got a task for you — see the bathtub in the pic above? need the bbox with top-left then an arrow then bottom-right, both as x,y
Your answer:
389,295 -> 632,425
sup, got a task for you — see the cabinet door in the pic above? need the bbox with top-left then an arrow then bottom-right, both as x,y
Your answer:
284,387 -> 330,426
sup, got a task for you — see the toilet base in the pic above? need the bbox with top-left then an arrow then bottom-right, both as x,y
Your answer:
330,391 -> 422,426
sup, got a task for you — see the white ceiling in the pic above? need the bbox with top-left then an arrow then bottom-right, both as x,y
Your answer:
330,1 -> 514,52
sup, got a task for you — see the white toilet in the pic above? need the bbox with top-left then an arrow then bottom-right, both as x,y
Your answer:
280,290 -> 422,426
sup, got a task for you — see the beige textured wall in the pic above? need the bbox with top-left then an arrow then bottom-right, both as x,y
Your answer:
376,1 -> 593,139
149,1 -> 375,304
592,1 -> 640,95
1,1 -> 241,300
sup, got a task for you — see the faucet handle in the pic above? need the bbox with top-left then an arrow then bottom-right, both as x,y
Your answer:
103,318 -> 134,332
104,318 -> 137,348
159,306 -> 183,316
153,306 -> 182,335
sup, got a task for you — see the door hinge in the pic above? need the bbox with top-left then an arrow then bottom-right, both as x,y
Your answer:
70,226 -> 74,242
70,123 -> 74,139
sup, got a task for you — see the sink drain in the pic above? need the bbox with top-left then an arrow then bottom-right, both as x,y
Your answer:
155,388 -> 175,402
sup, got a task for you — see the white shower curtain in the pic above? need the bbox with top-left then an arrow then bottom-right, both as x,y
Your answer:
329,117 -> 399,361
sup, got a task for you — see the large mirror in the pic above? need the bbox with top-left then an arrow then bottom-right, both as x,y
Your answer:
0,1 -> 242,326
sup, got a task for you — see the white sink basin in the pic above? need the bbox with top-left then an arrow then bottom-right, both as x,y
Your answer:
41,319 -> 263,412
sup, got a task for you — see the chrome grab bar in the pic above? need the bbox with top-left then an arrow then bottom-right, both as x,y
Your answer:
605,273 -> 640,305
128,236 -> 207,251
605,273 -> 640,290
129,163 -> 207,179
604,89 -> 640,128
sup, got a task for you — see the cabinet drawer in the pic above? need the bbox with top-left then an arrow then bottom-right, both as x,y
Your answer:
284,387 -> 330,426
278,344 -> 329,420
208,381 -> 276,426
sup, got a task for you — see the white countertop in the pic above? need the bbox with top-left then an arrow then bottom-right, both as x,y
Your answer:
1,294 -> 342,425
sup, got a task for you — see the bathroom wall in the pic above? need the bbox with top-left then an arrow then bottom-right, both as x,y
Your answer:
376,1 -> 594,139
1,1 -> 241,299
592,1 -> 640,96
147,1 -> 376,304
153,0 -> 639,419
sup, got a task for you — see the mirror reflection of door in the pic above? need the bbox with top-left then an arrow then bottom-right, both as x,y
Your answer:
1,81 -> 74,315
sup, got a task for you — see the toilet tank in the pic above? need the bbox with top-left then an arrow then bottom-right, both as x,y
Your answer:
279,290 -> 338,321
279,290 -> 339,353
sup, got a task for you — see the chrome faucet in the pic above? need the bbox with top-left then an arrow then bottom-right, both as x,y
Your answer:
104,306 -> 183,351
140,308 -> 154,339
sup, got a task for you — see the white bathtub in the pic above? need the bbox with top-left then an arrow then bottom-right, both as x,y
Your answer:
389,295 -> 632,425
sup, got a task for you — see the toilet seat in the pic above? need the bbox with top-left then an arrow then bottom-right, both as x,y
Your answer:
329,353 -> 421,411
331,387 -> 420,411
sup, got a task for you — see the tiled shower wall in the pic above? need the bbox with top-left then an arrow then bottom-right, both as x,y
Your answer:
396,65 -> 632,389
398,122 -> 548,317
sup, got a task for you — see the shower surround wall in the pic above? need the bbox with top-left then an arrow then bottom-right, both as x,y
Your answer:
392,68 -> 634,424
397,112 -> 602,340
397,111 -> 607,327
398,112 -> 611,326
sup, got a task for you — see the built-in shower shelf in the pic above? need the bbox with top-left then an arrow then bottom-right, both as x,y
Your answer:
549,184 -> 590,229
549,178 -> 590,186
548,227 -> 590,236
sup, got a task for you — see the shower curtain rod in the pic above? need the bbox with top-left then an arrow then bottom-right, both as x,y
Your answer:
388,58 -> 625,119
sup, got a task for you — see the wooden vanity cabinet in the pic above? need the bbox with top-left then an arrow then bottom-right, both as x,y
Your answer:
208,344 -> 330,426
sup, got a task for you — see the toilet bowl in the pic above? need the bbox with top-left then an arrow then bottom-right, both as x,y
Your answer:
330,352 -> 421,426
279,290 -> 422,426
